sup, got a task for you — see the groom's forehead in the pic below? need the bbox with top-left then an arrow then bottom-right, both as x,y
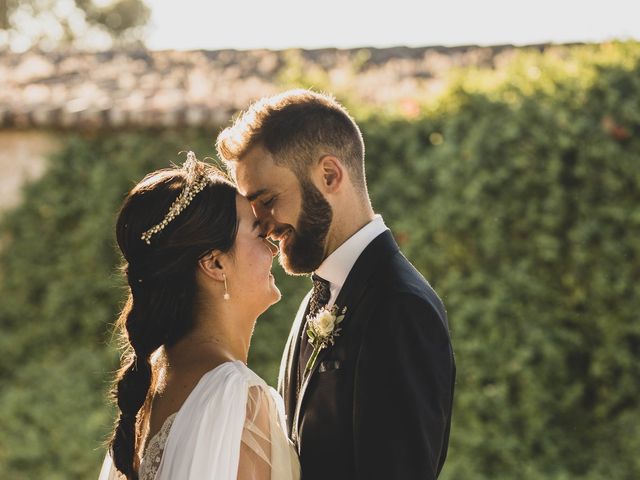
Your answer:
235,162 -> 268,197
236,150 -> 295,197
236,147 -> 273,187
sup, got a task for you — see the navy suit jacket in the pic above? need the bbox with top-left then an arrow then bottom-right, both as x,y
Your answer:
278,230 -> 456,479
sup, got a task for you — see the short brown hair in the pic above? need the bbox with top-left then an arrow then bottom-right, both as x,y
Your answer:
216,89 -> 366,191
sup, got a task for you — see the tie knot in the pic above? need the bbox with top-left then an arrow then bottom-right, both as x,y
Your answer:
309,274 -> 331,317
312,273 -> 329,286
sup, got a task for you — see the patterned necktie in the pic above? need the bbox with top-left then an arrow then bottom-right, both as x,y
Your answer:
298,274 -> 331,389
308,274 -> 331,318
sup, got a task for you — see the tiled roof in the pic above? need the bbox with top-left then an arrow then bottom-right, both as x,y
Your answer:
0,44 -> 564,129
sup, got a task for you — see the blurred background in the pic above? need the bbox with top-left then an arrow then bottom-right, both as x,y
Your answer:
0,1 -> 639,478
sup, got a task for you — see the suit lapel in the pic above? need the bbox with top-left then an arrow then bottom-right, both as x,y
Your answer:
292,230 -> 400,444
279,289 -> 312,433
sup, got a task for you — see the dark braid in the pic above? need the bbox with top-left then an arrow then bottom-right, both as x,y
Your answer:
108,159 -> 239,479
110,292 -> 160,479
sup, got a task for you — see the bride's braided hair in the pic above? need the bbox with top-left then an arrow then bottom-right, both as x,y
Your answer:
109,156 -> 239,479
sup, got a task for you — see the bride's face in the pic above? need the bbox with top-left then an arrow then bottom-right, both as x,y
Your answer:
229,194 -> 281,312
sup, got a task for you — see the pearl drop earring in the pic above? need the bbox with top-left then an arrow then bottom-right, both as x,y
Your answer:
223,273 -> 230,301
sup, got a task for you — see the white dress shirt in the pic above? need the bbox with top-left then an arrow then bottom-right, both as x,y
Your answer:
314,214 -> 389,307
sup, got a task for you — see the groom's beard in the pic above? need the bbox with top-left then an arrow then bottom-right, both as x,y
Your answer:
278,179 -> 332,275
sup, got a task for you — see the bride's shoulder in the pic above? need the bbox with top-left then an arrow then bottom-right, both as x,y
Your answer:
223,363 -> 283,408
173,361 -> 266,423
231,361 -> 270,389
189,361 -> 280,418
197,360 -> 268,390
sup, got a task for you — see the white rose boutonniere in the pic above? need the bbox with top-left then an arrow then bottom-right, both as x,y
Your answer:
303,305 -> 347,379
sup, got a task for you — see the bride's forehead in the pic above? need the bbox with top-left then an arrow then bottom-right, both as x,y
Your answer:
235,194 -> 253,214
235,196 -> 259,223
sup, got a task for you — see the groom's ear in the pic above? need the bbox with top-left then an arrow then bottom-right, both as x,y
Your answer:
197,250 -> 226,282
317,155 -> 344,194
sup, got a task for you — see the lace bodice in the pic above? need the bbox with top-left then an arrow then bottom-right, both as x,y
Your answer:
139,412 -> 177,480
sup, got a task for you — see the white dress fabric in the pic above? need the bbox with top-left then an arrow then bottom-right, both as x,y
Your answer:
98,361 -> 300,480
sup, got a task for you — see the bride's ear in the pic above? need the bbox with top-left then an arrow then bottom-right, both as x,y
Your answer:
198,250 -> 227,282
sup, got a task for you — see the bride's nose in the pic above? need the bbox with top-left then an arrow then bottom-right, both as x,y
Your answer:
264,238 -> 279,257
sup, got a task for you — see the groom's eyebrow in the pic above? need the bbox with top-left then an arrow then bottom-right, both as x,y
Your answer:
246,188 -> 269,202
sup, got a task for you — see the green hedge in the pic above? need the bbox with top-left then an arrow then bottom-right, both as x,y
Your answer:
0,42 -> 638,479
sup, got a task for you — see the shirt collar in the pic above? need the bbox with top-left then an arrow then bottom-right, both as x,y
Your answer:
315,215 -> 388,291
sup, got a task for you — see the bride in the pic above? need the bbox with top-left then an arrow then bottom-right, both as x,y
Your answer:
98,153 -> 300,480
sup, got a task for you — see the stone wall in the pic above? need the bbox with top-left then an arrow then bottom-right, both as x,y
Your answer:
0,131 -> 58,211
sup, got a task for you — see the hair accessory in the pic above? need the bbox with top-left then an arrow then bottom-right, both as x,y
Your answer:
141,152 -> 209,245
223,273 -> 230,301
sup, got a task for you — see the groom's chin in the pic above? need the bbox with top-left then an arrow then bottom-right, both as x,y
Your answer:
278,247 -> 323,276
278,253 -> 313,276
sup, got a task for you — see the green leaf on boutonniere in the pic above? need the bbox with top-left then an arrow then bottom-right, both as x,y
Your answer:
303,304 -> 347,379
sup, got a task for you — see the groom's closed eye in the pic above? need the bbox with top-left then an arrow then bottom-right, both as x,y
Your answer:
246,189 -> 267,202
262,196 -> 276,208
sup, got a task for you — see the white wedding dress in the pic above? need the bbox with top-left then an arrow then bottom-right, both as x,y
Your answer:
98,360 -> 300,480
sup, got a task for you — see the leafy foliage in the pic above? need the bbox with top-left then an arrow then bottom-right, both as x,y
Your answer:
0,42 -> 638,478
0,0 -> 150,51
364,43 -> 640,480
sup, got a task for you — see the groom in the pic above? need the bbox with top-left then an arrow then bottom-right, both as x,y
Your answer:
217,90 -> 455,479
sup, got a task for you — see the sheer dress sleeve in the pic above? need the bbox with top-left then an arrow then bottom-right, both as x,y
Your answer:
238,386 -> 272,479
237,384 -> 300,480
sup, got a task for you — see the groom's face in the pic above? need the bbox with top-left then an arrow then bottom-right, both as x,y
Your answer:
235,145 -> 333,275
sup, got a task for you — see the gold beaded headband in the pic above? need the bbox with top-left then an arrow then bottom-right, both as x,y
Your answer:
140,152 -> 209,245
